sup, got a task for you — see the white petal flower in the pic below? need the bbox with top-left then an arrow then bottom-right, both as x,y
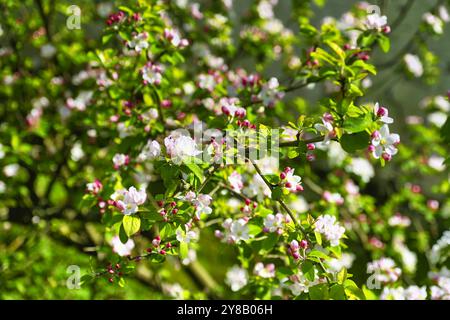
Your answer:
404,54 -> 423,77
111,236 -> 135,256
225,266 -> 248,292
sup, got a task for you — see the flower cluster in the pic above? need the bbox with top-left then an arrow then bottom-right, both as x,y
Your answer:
314,215 -> 345,246
367,257 -> 402,284
216,218 -> 250,244
110,186 -> 147,215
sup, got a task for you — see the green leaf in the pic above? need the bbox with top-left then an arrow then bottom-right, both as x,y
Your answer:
309,283 -> 329,300
308,249 -> 330,260
301,261 -> 316,282
180,242 -> 188,259
185,162 -> 204,182
160,223 -> 173,239
330,284 -> 347,300
118,277 -> 126,288
340,132 -> 370,153
119,223 -> 129,244
271,186 -> 282,201
122,215 -> 141,237
314,231 -> 322,246
343,112 -> 372,133
378,35 -> 390,53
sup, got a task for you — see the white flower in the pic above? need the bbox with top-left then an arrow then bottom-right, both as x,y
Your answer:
222,218 -> 251,244
428,155 -> 445,172
323,191 -> 344,205
374,103 -> 394,124
257,77 -> 284,107
429,230 -> 450,265
128,33 -> 149,52
162,283 -> 185,299
388,213 -> 411,228
439,5 -> 450,22
345,158 -> 375,183
365,13 -> 388,30
3,163 -> 19,177
394,239 -> 417,273
367,257 -> 402,283
111,236 -> 135,256
112,186 -> 147,215
176,227 -> 199,243
254,262 -> 275,278
228,171 -> 244,192
423,13 -> 444,34
257,1 -> 274,19
314,214 -> 345,246
434,95 -> 450,112
243,174 -> 272,201
326,141 -> 347,166
41,44 -> 56,58
290,196 -> 309,213
314,118 -> 335,145
225,266 -> 248,292
181,248 -> 197,265
327,253 -> 355,273
112,153 -> 129,168
193,194 -> 213,218
287,271 -> 320,295
404,54 -> 423,77
381,286 -> 427,300
431,276 -> 450,300
229,219 -> 250,243
428,112 -> 447,127
138,140 -> 161,162
371,124 -> 400,160
66,91 -> 93,111
142,62 -> 163,85
164,133 -> 202,163
0,181 -> 6,193
198,73 -> 216,91
282,168 -> 302,193
263,213 -> 284,233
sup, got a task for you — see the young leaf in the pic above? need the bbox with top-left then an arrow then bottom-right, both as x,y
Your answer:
122,215 -> 141,237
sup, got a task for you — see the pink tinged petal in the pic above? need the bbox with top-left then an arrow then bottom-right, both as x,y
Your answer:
373,145 -> 383,159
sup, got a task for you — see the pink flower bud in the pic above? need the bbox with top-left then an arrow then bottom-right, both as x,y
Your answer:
368,144 -> 376,152
376,106 -> 388,117
371,131 -> 381,139
280,172 -> 286,180
383,26 -> 391,34
382,153 -> 392,161
323,112 -> 334,122
306,154 -> 315,162
300,240 -> 308,249
306,143 -> 315,150
290,240 -> 299,251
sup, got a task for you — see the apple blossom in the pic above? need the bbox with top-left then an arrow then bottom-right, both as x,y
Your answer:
314,214 -> 345,246
254,262 -> 276,278
364,13 -> 388,30
370,124 -> 400,160
367,257 -> 402,284
127,32 -> 149,52
280,167 -> 303,193
374,103 -> 394,124
111,236 -> 135,256
404,54 -> 424,77
112,153 -> 130,169
141,62 -> 163,85
225,266 -> 248,292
